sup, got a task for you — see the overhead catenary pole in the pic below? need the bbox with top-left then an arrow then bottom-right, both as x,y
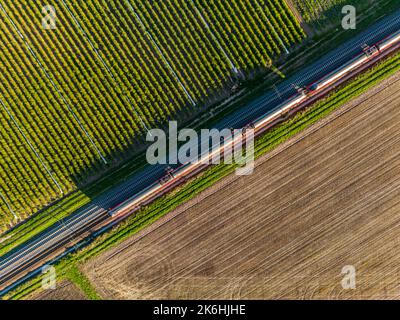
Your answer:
0,2 -> 108,164
0,97 -> 64,196
126,0 -> 197,107
60,0 -> 151,135
190,0 -> 239,74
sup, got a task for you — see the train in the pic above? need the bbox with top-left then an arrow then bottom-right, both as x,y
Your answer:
109,28 -> 400,218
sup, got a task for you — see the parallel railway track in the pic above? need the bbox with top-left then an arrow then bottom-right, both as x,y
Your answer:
1,19 -> 400,297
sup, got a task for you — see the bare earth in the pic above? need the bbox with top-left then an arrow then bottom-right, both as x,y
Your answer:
33,280 -> 87,300
84,71 -> 400,300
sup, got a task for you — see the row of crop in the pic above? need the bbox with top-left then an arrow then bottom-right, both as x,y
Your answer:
3,4 -> 111,166
0,19 -> 72,220
0,38 -> 98,180
68,0 -> 192,121
16,3 -> 135,157
293,0 -> 383,29
0,3 -> 113,223
0,0 -> 195,225
195,0 -> 304,71
0,0 -> 305,227
128,0 -> 208,101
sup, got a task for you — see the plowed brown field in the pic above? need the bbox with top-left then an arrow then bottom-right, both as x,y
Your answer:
83,72 -> 400,299
33,281 -> 87,300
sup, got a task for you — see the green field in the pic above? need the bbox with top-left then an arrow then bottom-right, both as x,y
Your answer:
7,49 -> 400,301
293,0 -> 395,31
1,0 -> 400,299
0,0 -> 304,231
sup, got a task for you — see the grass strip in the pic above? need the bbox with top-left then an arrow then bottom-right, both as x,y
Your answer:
64,265 -> 101,300
3,2 -> 399,255
5,50 -> 400,301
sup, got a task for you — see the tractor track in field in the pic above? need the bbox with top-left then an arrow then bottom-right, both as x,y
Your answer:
81,71 -> 400,300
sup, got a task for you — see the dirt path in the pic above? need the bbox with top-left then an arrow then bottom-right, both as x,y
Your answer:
32,280 -> 87,300
84,71 -> 400,299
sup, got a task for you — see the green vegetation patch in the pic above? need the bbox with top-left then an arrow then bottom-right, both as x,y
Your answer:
6,50 -> 400,301
293,0 -> 399,31
0,0 -> 303,231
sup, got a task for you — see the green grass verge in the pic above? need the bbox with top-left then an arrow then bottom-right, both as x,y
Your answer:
5,50 -> 400,301
64,265 -> 101,300
2,0 -> 399,258
0,152 -> 151,257
0,193 -> 91,257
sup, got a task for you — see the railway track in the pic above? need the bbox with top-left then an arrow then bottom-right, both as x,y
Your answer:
1,15 -> 400,297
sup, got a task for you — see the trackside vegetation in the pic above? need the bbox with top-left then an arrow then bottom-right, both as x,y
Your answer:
0,0 -> 304,230
292,0 -> 394,30
6,50 -> 400,300
2,0 -> 398,256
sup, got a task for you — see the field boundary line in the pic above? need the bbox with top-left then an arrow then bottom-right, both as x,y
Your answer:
101,70 -> 400,261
